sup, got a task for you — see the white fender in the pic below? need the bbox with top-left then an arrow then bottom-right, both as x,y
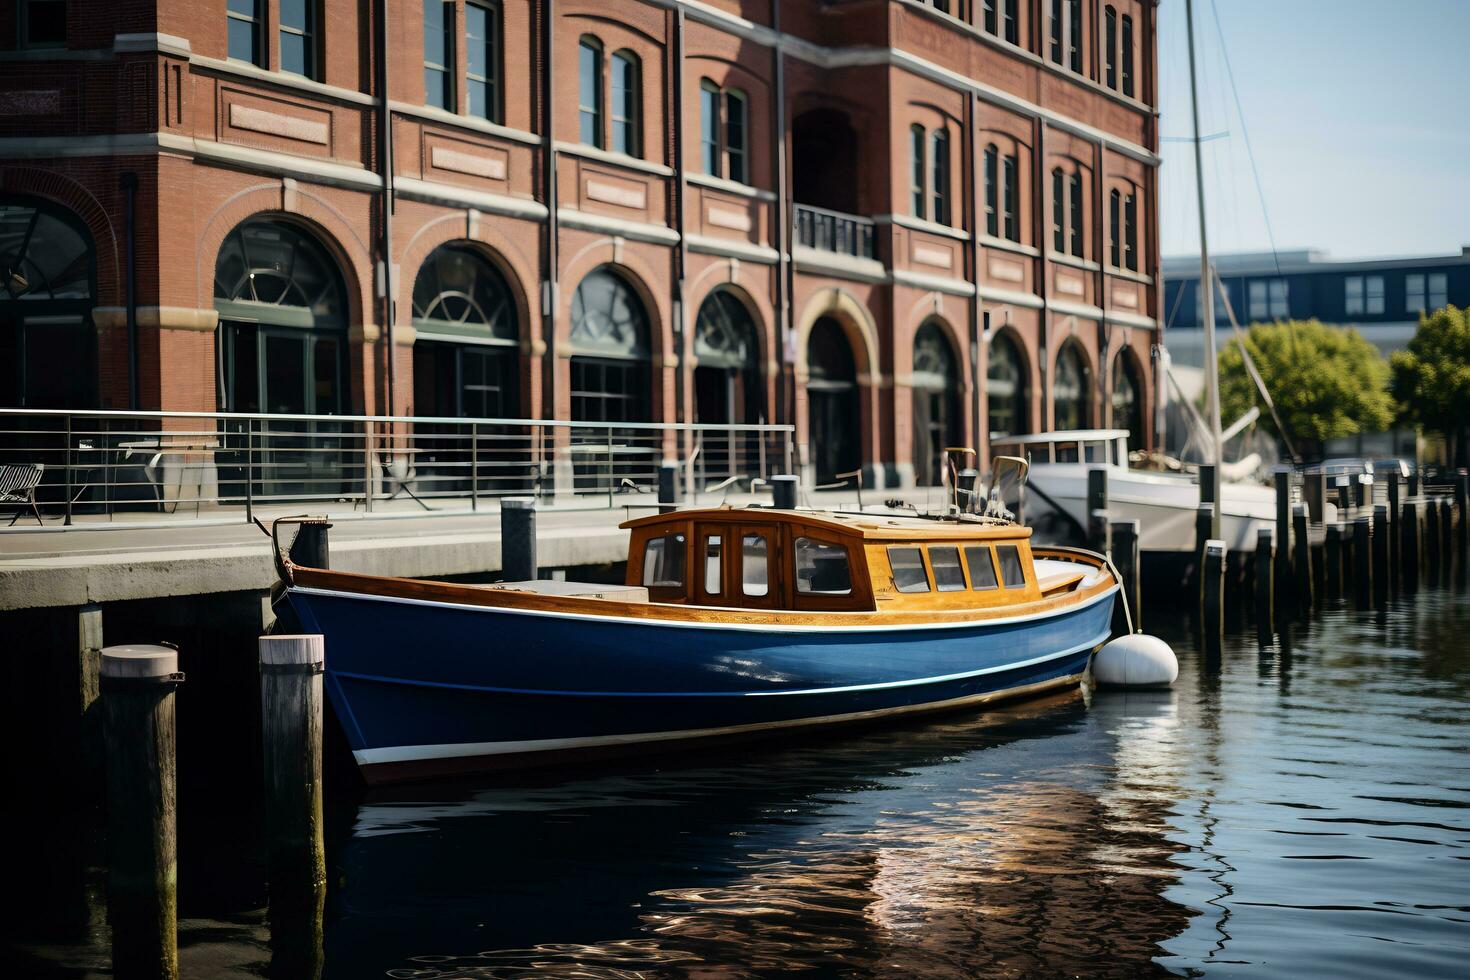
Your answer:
1093,633 -> 1178,688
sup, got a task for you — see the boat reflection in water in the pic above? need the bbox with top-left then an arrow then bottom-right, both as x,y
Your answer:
331,684 -> 1192,978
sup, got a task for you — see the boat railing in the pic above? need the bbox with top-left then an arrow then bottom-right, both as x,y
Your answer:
0,407 -> 794,532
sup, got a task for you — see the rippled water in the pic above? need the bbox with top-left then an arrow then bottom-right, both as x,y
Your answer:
7,592 -> 1470,977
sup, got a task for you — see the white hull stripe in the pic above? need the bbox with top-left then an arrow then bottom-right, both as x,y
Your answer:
332,631 -> 1110,699
351,671 -> 1088,767
292,581 -> 1116,634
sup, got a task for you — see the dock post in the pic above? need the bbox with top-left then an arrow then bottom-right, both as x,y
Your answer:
1457,471 -> 1469,566
1373,504 -> 1390,610
1353,516 -> 1373,610
288,519 -> 331,569
1292,503 -> 1314,615
500,497 -> 537,581
1254,527 -> 1274,645
1194,502 -> 1213,604
102,645 -> 183,980
1409,471 -> 1420,497
1111,518 -> 1141,634
1355,473 -> 1370,510
1087,468 -> 1110,553
1387,471 -> 1402,595
1203,539 -> 1226,654
1402,498 -> 1420,596
1440,497 -> 1455,584
658,463 -> 680,514
1426,496 -> 1442,587
1199,463 -> 1217,505
1325,523 -> 1343,602
1335,476 -> 1352,518
1274,469 -> 1293,609
958,468 -> 979,512
771,474 -> 799,510
259,635 -> 326,980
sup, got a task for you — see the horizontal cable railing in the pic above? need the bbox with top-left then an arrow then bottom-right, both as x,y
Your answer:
0,409 -> 794,531
793,203 -> 876,260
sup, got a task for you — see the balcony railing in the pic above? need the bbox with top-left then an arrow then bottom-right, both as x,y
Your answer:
794,203 -> 876,260
0,408 -> 794,531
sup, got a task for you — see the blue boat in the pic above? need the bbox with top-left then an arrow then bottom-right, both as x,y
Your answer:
273,479 -> 1120,784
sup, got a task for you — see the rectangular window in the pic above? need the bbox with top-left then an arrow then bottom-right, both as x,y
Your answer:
1122,15 -> 1135,97
1051,169 -> 1064,252
1003,0 -> 1018,44
910,127 -> 926,219
1104,7 -> 1117,90
983,0 -> 997,35
610,51 -> 639,156
466,2 -> 500,122
965,546 -> 999,590
1345,276 -> 1364,315
423,1 -> 453,110
795,537 -> 853,595
984,146 -> 999,238
578,39 -> 603,148
1249,280 -> 1268,320
1109,191 -> 1121,268
1366,275 -> 1385,315
642,533 -> 686,588
742,534 -> 769,597
889,547 -> 931,594
1068,173 -> 1083,257
929,546 -> 966,592
279,0 -> 316,79
1269,279 -> 1288,317
228,0 -> 264,66
1002,153 -> 1017,241
1429,273 -> 1448,310
1407,273 -> 1426,312
22,0 -> 67,47
726,90 -> 747,184
703,535 -> 722,595
1068,0 -> 1082,72
1124,193 -> 1137,270
1049,0 -> 1063,64
995,544 -> 1026,589
700,83 -> 720,175
930,130 -> 948,225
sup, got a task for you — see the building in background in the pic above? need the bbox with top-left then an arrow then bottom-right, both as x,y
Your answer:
0,0 -> 1162,489
1162,248 -> 1470,361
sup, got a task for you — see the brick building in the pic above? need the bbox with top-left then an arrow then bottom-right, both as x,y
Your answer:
0,0 -> 1161,489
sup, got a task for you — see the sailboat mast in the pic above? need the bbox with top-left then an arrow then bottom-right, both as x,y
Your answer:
1185,0 -> 1223,532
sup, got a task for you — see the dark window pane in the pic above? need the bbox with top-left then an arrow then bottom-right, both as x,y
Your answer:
280,33 -> 307,76
725,91 -> 746,183
996,544 -> 1026,588
889,547 -> 930,594
965,546 -> 999,590
579,40 -> 602,147
25,0 -> 67,46
610,53 -> 638,155
228,19 -> 258,63
795,537 -> 852,595
700,85 -> 720,174
643,533 -> 686,588
930,546 -> 966,592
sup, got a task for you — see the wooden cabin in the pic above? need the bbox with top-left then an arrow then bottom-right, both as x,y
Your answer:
621,508 -> 1095,614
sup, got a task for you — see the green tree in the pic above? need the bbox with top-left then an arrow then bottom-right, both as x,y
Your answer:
1390,305 -> 1470,466
1217,319 -> 1394,452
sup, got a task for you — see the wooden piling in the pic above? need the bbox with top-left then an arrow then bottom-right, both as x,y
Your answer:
1111,518 -> 1141,634
1325,522 -> 1343,602
1353,516 -> 1373,610
102,645 -> 183,980
1440,497 -> 1455,584
1203,539 -> 1226,654
1387,471 -> 1402,595
1457,471 -> 1469,566
1087,468 -> 1110,554
1427,495 -> 1442,587
259,635 -> 326,980
1255,527 -> 1274,644
500,497 -> 537,581
1372,504 -> 1390,611
1194,502 -> 1213,604
1402,498 -> 1420,595
1273,469 -> 1292,597
1292,502 -> 1314,615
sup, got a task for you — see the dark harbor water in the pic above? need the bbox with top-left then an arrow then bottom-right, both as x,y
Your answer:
7,591 -> 1470,978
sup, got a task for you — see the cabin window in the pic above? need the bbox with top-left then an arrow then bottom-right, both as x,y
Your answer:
703,535 -> 722,595
888,547 -> 931,594
742,534 -> 769,597
929,546 -> 966,592
996,544 -> 1026,589
965,546 -> 999,590
643,533 -> 686,588
795,538 -> 853,595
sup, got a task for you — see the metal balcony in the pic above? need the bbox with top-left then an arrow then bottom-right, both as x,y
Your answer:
794,204 -> 875,260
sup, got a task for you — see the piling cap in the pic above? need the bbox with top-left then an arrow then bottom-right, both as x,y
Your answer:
101,644 -> 178,679
259,634 -> 325,667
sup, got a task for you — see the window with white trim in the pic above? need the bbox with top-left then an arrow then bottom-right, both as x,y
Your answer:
698,80 -> 749,184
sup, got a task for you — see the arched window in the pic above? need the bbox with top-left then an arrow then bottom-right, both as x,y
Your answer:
577,36 -> 603,148
411,243 -> 518,420
570,267 -> 650,421
1052,165 -> 1083,258
466,1 -> 502,122
984,142 -> 1021,242
1124,191 -> 1138,271
725,89 -> 747,183
422,0 -> 452,109
694,289 -> 763,479
984,144 -> 999,237
987,331 -> 1027,439
930,129 -> 949,225
1112,350 -> 1145,450
699,80 -> 748,184
1109,188 -> 1121,268
610,49 -> 640,156
279,0 -> 319,80
0,196 -> 97,409
909,125 -> 926,219
807,317 -> 861,486
1052,341 -> 1092,431
912,320 -> 960,487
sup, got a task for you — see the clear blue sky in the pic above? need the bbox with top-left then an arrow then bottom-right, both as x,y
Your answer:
1158,0 -> 1470,261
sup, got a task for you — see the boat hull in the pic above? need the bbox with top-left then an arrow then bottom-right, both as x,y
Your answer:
285,584 -> 1116,784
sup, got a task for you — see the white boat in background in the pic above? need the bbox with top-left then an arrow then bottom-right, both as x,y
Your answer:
991,430 -> 1333,556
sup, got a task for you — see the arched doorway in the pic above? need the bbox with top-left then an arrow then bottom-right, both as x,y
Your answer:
569,266 -> 652,490
0,197 -> 96,409
806,316 -> 860,487
1112,349 -> 1145,451
411,242 -> 521,495
215,217 -> 348,496
1053,340 -> 1092,432
987,330 -> 1028,440
912,319 -> 960,486
693,288 -> 762,481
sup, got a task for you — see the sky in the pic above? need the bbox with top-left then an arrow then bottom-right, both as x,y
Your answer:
1157,0 -> 1470,261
